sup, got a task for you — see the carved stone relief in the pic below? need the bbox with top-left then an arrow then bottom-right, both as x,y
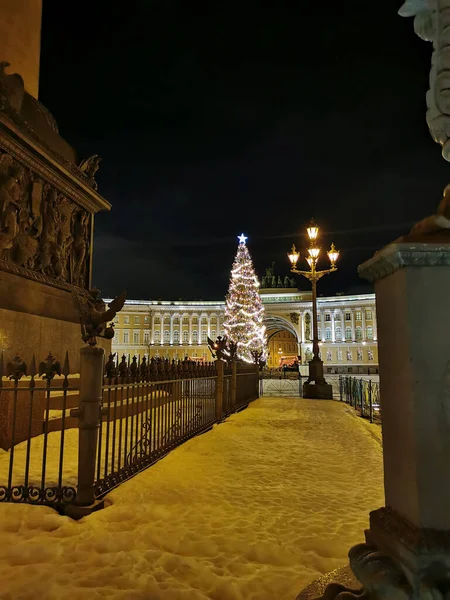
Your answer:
0,149 -> 91,288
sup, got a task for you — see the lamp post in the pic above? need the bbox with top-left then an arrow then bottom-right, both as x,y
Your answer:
287,220 -> 339,399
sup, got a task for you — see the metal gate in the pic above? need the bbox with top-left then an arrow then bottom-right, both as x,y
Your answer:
260,375 -> 302,397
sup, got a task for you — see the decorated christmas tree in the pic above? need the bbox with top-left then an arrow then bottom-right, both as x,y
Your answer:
223,234 -> 267,363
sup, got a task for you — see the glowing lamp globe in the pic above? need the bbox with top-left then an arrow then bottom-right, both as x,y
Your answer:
307,223 -> 319,241
327,243 -> 339,266
287,245 -> 299,267
308,246 -> 320,259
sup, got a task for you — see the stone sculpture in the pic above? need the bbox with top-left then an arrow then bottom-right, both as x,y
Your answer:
74,288 -> 126,346
399,0 -> 450,236
0,149 -> 92,288
79,155 -> 101,191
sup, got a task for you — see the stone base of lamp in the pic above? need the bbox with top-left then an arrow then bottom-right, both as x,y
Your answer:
303,357 -> 333,399
303,382 -> 333,399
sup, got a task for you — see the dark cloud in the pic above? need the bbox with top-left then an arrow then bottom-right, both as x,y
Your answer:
40,0 -> 450,300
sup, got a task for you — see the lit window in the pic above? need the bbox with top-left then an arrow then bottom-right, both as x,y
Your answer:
345,327 -> 352,341
133,331 -> 139,344
183,331 -> 188,343
335,326 -> 342,341
134,316 -> 140,324
123,331 -> 129,344
366,311 -> 372,321
144,316 -> 149,323
325,327 -> 332,341
173,330 -> 179,343
356,326 -> 363,341
124,316 -> 130,324
192,330 -> 198,342
164,330 -> 170,343
366,326 -> 373,340
356,311 -> 362,321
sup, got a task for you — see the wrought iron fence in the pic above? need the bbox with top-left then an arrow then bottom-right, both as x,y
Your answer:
0,352 -> 78,505
339,375 -> 381,423
0,351 -> 260,510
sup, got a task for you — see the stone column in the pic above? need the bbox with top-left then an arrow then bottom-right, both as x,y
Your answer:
170,314 -> 174,345
331,312 -> 335,342
207,316 -> 211,338
373,310 -> 378,341
189,316 -> 193,344
300,312 -> 305,343
361,308 -> 366,342
299,240 -> 450,599
150,313 -> 155,345
351,309 -> 356,342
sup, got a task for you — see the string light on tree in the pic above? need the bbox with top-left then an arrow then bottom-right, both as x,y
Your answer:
223,234 -> 267,363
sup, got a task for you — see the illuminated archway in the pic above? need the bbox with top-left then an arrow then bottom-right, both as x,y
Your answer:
264,315 -> 300,369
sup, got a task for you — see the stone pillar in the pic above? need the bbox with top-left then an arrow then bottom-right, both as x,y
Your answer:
331,312 -> 335,342
361,308 -> 366,342
299,240 -> 450,599
373,311 -> 378,341
150,313 -> 155,344
0,1 -> 43,99
351,309 -> 356,342
189,316 -> 193,344
207,316 -> 211,338
300,312 -> 305,343
170,314 -> 174,345
71,346 -> 104,507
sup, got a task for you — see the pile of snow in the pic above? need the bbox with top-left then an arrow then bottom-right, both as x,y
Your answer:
0,398 -> 384,600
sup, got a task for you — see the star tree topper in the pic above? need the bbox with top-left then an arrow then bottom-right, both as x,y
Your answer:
238,233 -> 248,244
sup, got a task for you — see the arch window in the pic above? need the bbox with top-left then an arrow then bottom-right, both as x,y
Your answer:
192,330 -> 198,343
356,326 -> 363,341
163,330 -> 170,343
335,326 -> 342,341
325,327 -> 332,341
173,330 -> 179,343
154,330 -> 160,342
210,330 -> 216,340
201,331 -> 207,343
183,330 -> 188,343
345,326 -> 352,340
366,326 -> 373,340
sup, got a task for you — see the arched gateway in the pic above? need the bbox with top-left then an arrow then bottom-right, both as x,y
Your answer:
263,315 -> 300,369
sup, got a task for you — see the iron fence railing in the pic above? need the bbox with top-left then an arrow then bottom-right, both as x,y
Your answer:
95,375 -> 217,498
339,375 -> 381,423
0,352 -> 260,510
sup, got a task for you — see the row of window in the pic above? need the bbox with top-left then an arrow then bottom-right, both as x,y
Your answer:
324,310 -> 372,322
317,325 -> 374,341
118,330 -> 219,345
117,315 -> 220,325
116,311 -> 373,326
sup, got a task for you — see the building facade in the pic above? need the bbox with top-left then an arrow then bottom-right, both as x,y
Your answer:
108,288 -> 378,374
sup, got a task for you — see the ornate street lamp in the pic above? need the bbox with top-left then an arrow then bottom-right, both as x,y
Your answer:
288,220 -> 339,399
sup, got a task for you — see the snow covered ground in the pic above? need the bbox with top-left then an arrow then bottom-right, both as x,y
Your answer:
0,398 -> 384,600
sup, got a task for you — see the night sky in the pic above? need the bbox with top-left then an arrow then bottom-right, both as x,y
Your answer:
39,0 -> 450,301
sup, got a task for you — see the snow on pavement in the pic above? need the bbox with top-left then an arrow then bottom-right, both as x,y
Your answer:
0,398 -> 384,600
